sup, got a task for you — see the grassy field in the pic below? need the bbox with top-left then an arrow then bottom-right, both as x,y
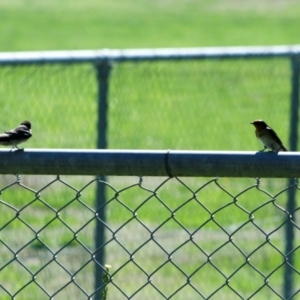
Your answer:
0,0 -> 300,299
1,0 -> 300,50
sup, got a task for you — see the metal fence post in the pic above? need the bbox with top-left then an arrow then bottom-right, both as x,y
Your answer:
284,55 -> 300,299
94,60 -> 112,299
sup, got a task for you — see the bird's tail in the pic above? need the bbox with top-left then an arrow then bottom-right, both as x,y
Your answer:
281,145 -> 288,151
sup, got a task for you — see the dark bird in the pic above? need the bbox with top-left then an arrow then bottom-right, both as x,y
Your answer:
0,121 -> 32,150
251,120 -> 287,152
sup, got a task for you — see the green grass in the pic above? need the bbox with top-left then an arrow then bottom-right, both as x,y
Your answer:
0,0 -> 300,50
0,0 -> 300,299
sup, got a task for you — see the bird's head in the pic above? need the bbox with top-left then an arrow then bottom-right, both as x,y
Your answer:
20,120 -> 31,130
250,120 -> 268,130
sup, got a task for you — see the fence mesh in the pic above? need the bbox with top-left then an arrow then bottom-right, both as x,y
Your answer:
0,63 -> 97,149
0,57 -> 292,151
0,50 -> 298,299
0,174 -> 299,299
108,58 -> 291,151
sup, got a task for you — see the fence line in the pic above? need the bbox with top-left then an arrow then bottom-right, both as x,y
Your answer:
0,45 -> 300,65
0,149 -> 300,177
0,46 -> 299,299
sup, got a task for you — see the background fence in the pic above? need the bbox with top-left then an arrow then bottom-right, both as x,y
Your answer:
0,45 -> 300,151
0,46 -> 300,299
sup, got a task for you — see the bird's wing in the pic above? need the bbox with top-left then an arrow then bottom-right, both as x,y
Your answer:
267,126 -> 284,145
0,132 -> 12,142
4,126 -> 32,139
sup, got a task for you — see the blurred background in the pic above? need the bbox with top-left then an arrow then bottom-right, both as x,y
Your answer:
1,1 -> 300,299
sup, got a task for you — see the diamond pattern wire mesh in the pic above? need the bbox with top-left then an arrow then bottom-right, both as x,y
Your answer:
0,174 -> 299,299
0,57 -> 292,151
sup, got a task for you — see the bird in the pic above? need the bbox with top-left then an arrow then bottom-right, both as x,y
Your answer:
251,120 -> 287,152
0,120 -> 32,150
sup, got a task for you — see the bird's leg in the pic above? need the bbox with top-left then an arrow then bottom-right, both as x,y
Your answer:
11,145 -> 24,152
268,147 -> 278,153
260,146 -> 267,152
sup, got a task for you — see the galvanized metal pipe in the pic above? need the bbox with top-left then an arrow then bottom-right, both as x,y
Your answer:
94,60 -> 112,298
0,45 -> 300,65
0,149 -> 299,177
283,54 -> 300,299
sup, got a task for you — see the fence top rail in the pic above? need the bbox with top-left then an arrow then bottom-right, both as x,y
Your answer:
0,149 -> 299,178
0,45 -> 300,65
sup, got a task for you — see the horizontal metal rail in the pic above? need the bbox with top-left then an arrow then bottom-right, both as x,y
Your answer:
0,149 -> 299,177
0,45 -> 300,65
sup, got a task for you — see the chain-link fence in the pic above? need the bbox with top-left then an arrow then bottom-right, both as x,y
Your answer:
0,46 -> 299,152
0,150 -> 300,299
0,46 -> 300,299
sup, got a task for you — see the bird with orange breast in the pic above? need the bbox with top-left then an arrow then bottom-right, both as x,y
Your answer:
251,120 -> 287,152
